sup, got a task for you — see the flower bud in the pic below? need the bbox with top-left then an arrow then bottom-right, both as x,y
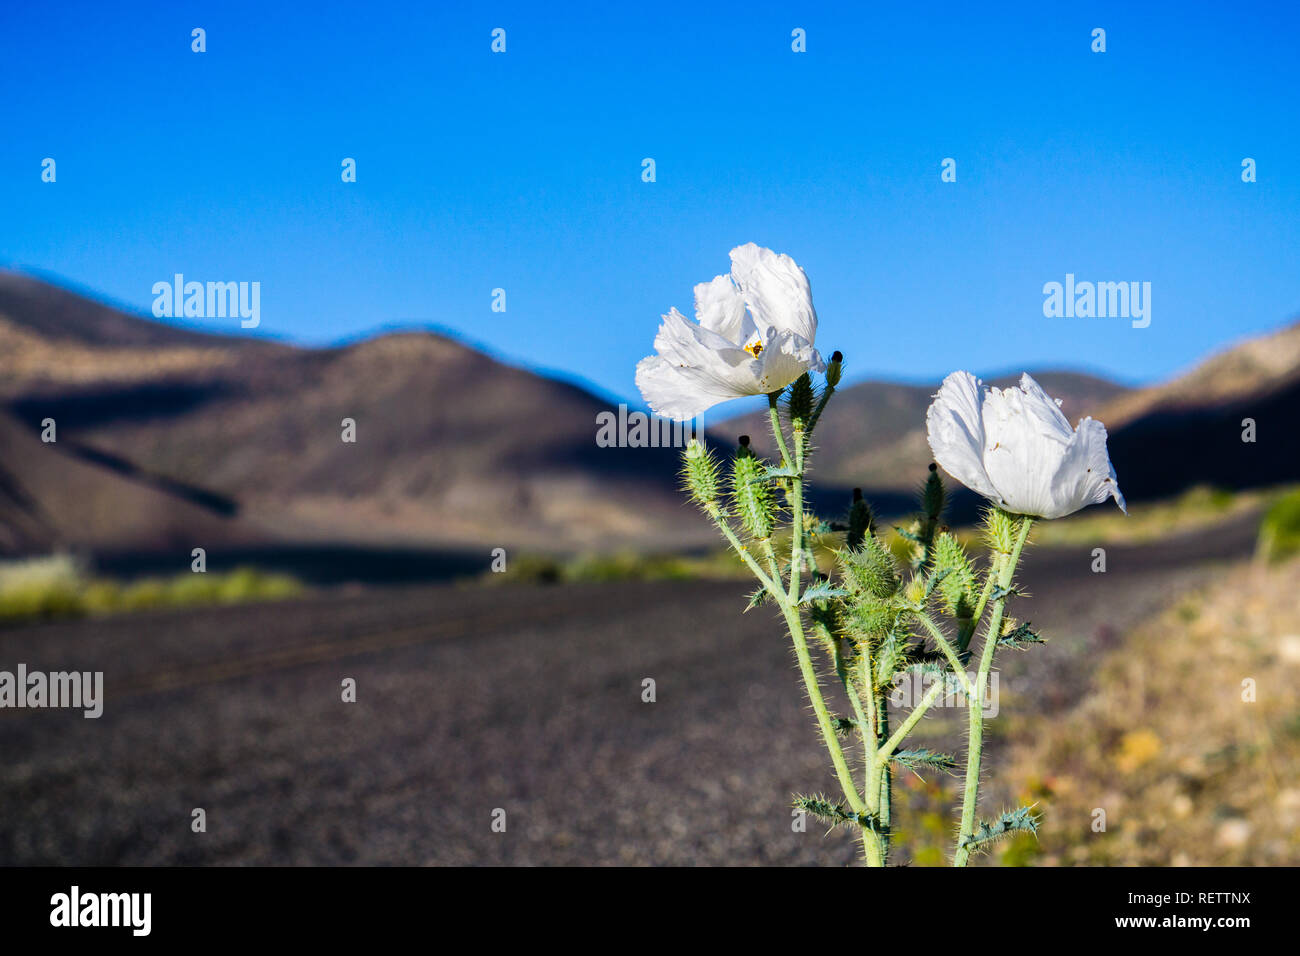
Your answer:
680,438 -> 721,508
731,444 -> 776,540
848,596 -> 896,643
787,373 -> 814,431
922,463 -> 945,521
984,508 -> 1016,554
932,531 -> 976,619
846,487 -> 873,550
837,535 -> 899,599
826,350 -> 843,388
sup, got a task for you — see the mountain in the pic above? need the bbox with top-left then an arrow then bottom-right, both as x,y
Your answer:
1099,322 -> 1300,502
2,270 -> 1293,563
717,323 -> 1299,521
715,371 -> 1131,512
0,408 -> 258,556
0,271 -> 705,560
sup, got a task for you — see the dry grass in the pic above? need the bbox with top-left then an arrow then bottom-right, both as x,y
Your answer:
0,555 -> 305,624
999,554 -> 1300,865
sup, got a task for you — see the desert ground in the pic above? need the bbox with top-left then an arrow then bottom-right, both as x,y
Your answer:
0,513 -> 1262,866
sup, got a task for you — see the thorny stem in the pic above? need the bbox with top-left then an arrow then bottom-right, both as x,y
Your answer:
705,506 -> 781,597
806,380 -> 836,435
760,538 -> 782,583
953,515 -> 1033,867
877,700 -> 891,860
914,610 -> 975,697
775,404 -> 884,865
958,565 -> 1000,652
878,676 -> 947,759
767,392 -> 793,469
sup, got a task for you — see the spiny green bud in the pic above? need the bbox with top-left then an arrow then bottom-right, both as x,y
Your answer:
904,576 -> 927,606
786,372 -> 815,431
847,596 -> 896,642
846,488 -> 874,550
731,437 -> 776,539
680,438 -> 721,508
932,532 -> 976,619
874,632 -> 906,688
984,508 -> 1016,554
922,463 -> 946,521
837,535 -> 899,599
825,350 -> 843,388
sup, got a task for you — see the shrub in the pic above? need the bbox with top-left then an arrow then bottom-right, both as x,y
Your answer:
1258,489 -> 1300,562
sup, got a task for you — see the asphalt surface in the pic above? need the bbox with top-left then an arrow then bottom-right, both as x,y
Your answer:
0,514 -> 1259,865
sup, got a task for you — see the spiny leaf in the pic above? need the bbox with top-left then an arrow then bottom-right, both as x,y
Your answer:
900,656 -> 949,680
892,748 -> 959,773
923,566 -> 953,600
791,794 -> 881,831
833,716 -> 858,737
792,794 -> 856,828
893,525 -> 923,545
989,584 -> 1020,602
744,586 -> 770,612
797,581 -> 848,605
998,621 -> 1046,649
764,464 -> 802,478
959,805 -> 1041,852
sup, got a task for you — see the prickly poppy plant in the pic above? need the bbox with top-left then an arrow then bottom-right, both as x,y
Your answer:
641,246 -> 1125,866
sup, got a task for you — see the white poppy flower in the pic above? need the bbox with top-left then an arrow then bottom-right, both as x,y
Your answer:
635,243 -> 826,421
926,371 -> 1126,519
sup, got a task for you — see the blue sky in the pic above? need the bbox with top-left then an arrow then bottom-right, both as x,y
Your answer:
3,1 -> 1298,410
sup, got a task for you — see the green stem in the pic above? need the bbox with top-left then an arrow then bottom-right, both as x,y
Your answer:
914,610 -> 975,697
878,676 -> 947,759
806,381 -> 836,436
786,423 -> 882,866
831,637 -> 873,784
706,506 -> 781,596
789,429 -> 806,603
760,538 -> 782,584
953,515 -> 1032,867
958,558 -> 1000,652
877,700 -> 891,861
767,392 -> 792,468
782,603 -> 882,864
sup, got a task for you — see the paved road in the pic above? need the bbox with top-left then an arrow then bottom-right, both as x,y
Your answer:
0,515 -> 1259,865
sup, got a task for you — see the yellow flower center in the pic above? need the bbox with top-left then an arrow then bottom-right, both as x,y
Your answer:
744,340 -> 764,359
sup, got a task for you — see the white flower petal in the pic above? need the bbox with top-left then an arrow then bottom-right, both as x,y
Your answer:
636,309 -> 763,421
926,371 -> 1000,501
636,245 -> 825,421
1047,417 -> 1126,518
981,378 -> 1074,517
1015,373 -> 1074,441
753,328 -> 825,394
928,369 -> 1125,519
693,274 -> 752,345
635,355 -> 741,421
728,243 -> 818,344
